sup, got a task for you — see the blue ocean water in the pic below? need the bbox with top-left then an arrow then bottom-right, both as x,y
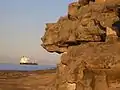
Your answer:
0,64 -> 56,71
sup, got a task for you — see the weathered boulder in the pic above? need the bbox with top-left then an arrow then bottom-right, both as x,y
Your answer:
41,2 -> 119,53
57,42 -> 120,90
41,0 -> 120,90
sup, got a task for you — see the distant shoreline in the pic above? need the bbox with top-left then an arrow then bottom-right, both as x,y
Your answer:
0,68 -> 56,72
0,64 -> 56,71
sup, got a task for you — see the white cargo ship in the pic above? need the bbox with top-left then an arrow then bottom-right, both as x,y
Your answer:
20,56 -> 38,65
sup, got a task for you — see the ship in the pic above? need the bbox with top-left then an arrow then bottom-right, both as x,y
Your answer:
20,56 -> 38,65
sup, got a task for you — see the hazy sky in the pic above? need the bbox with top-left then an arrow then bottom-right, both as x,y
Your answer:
0,0 -> 75,65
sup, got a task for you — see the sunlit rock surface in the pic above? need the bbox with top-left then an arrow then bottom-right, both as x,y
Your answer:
41,0 -> 120,90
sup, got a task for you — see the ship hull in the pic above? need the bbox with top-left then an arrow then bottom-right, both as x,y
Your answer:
20,63 -> 38,65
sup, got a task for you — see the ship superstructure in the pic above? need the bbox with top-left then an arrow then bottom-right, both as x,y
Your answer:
20,56 -> 38,65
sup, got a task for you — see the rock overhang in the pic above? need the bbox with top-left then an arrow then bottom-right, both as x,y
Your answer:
41,1 -> 120,54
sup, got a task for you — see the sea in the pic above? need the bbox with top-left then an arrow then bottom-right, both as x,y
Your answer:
0,64 -> 56,71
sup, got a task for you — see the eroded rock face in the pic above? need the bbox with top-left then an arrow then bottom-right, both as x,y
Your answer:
41,0 -> 120,90
56,42 -> 120,90
41,1 -> 120,53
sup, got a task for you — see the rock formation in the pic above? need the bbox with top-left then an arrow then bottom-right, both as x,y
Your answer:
41,0 -> 120,90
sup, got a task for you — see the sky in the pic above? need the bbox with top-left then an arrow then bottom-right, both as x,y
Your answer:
0,0 -> 75,65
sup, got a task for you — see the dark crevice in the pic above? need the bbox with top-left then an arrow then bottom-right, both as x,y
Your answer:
112,20 -> 120,37
100,33 -> 106,42
93,19 -> 107,42
64,41 -> 81,46
64,40 -> 104,46
91,0 -> 95,2
116,5 -> 120,18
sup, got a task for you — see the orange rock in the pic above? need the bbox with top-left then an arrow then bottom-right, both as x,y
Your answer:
95,0 -> 106,3
68,2 -> 79,17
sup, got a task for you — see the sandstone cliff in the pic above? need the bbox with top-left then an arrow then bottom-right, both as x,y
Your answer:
41,0 -> 120,90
